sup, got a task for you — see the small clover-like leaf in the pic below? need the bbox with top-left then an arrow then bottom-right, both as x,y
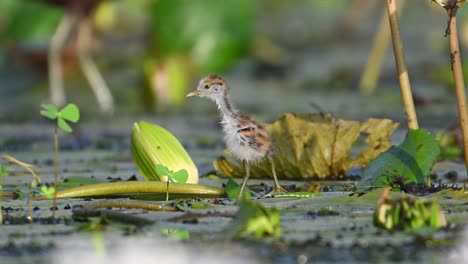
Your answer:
57,117 -> 73,133
171,169 -> 188,183
155,164 -> 173,179
40,186 -> 56,199
60,103 -> 80,123
40,104 -> 59,120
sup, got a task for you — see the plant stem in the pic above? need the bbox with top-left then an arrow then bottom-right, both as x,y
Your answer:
386,0 -> 419,130
28,183 -> 33,223
35,181 -> 225,200
447,4 -> 468,180
53,125 -> 58,219
0,155 -> 42,184
166,181 -> 170,203
360,0 -> 405,94
0,183 -> 2,225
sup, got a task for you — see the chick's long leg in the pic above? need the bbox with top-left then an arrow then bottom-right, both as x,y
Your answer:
263,156 -> 287,197
238,160 -> 250,200
77,18 -> 114,114
49,13 -> 76,107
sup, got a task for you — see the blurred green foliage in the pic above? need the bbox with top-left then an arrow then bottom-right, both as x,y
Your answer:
0,0 -> 261,109
0,0 -> 63,44
149,0 -> 258,73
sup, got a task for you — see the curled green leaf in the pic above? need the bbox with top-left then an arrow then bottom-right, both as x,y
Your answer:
131,121 -> 198,183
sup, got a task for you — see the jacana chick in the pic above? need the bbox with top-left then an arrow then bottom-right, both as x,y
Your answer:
187,75 -> 286,198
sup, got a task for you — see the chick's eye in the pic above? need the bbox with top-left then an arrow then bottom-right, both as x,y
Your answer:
204,84 -> 210,89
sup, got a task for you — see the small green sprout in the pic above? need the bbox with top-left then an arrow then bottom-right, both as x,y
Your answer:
40,186 -> 56,200
40,103 -> 80,133
40,103 -> 80,218
155,164 -> 188,202
155,164 -> 189,184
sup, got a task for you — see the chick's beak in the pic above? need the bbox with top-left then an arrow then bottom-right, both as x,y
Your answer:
186,90 -> 201,97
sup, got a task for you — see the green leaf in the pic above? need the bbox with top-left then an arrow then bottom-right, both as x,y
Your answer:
57,117 -> 73,133
1,1 -> 63,43
131,121 -> 198,183
40,186 -> 56,199
155,164 -> 173,178
154,165 -> 188,184
59,103 -> 80,123
225,178 -> 253,199
360,129 -> 440,186
150,0 -> 257,72
161,229 -> 190,240
229,199 -> 281,239
40,104 -> 59,120
171,169 -> 188,183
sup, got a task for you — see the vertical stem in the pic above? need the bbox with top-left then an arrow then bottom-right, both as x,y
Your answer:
447,7 -> 468,179
29,183 -> 33,223
53,125 -> 58,219
0,183 -> 2,225
165,181 -> 169,203
360,0 -> 406,94
386,0 -> 419,130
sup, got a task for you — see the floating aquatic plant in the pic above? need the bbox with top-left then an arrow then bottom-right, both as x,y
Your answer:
374,188 -> 447,231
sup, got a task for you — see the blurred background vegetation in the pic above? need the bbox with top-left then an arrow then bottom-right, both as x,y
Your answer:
1,0 -> 468,126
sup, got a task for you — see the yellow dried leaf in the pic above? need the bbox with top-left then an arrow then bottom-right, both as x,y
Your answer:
214,113 -> 398,179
